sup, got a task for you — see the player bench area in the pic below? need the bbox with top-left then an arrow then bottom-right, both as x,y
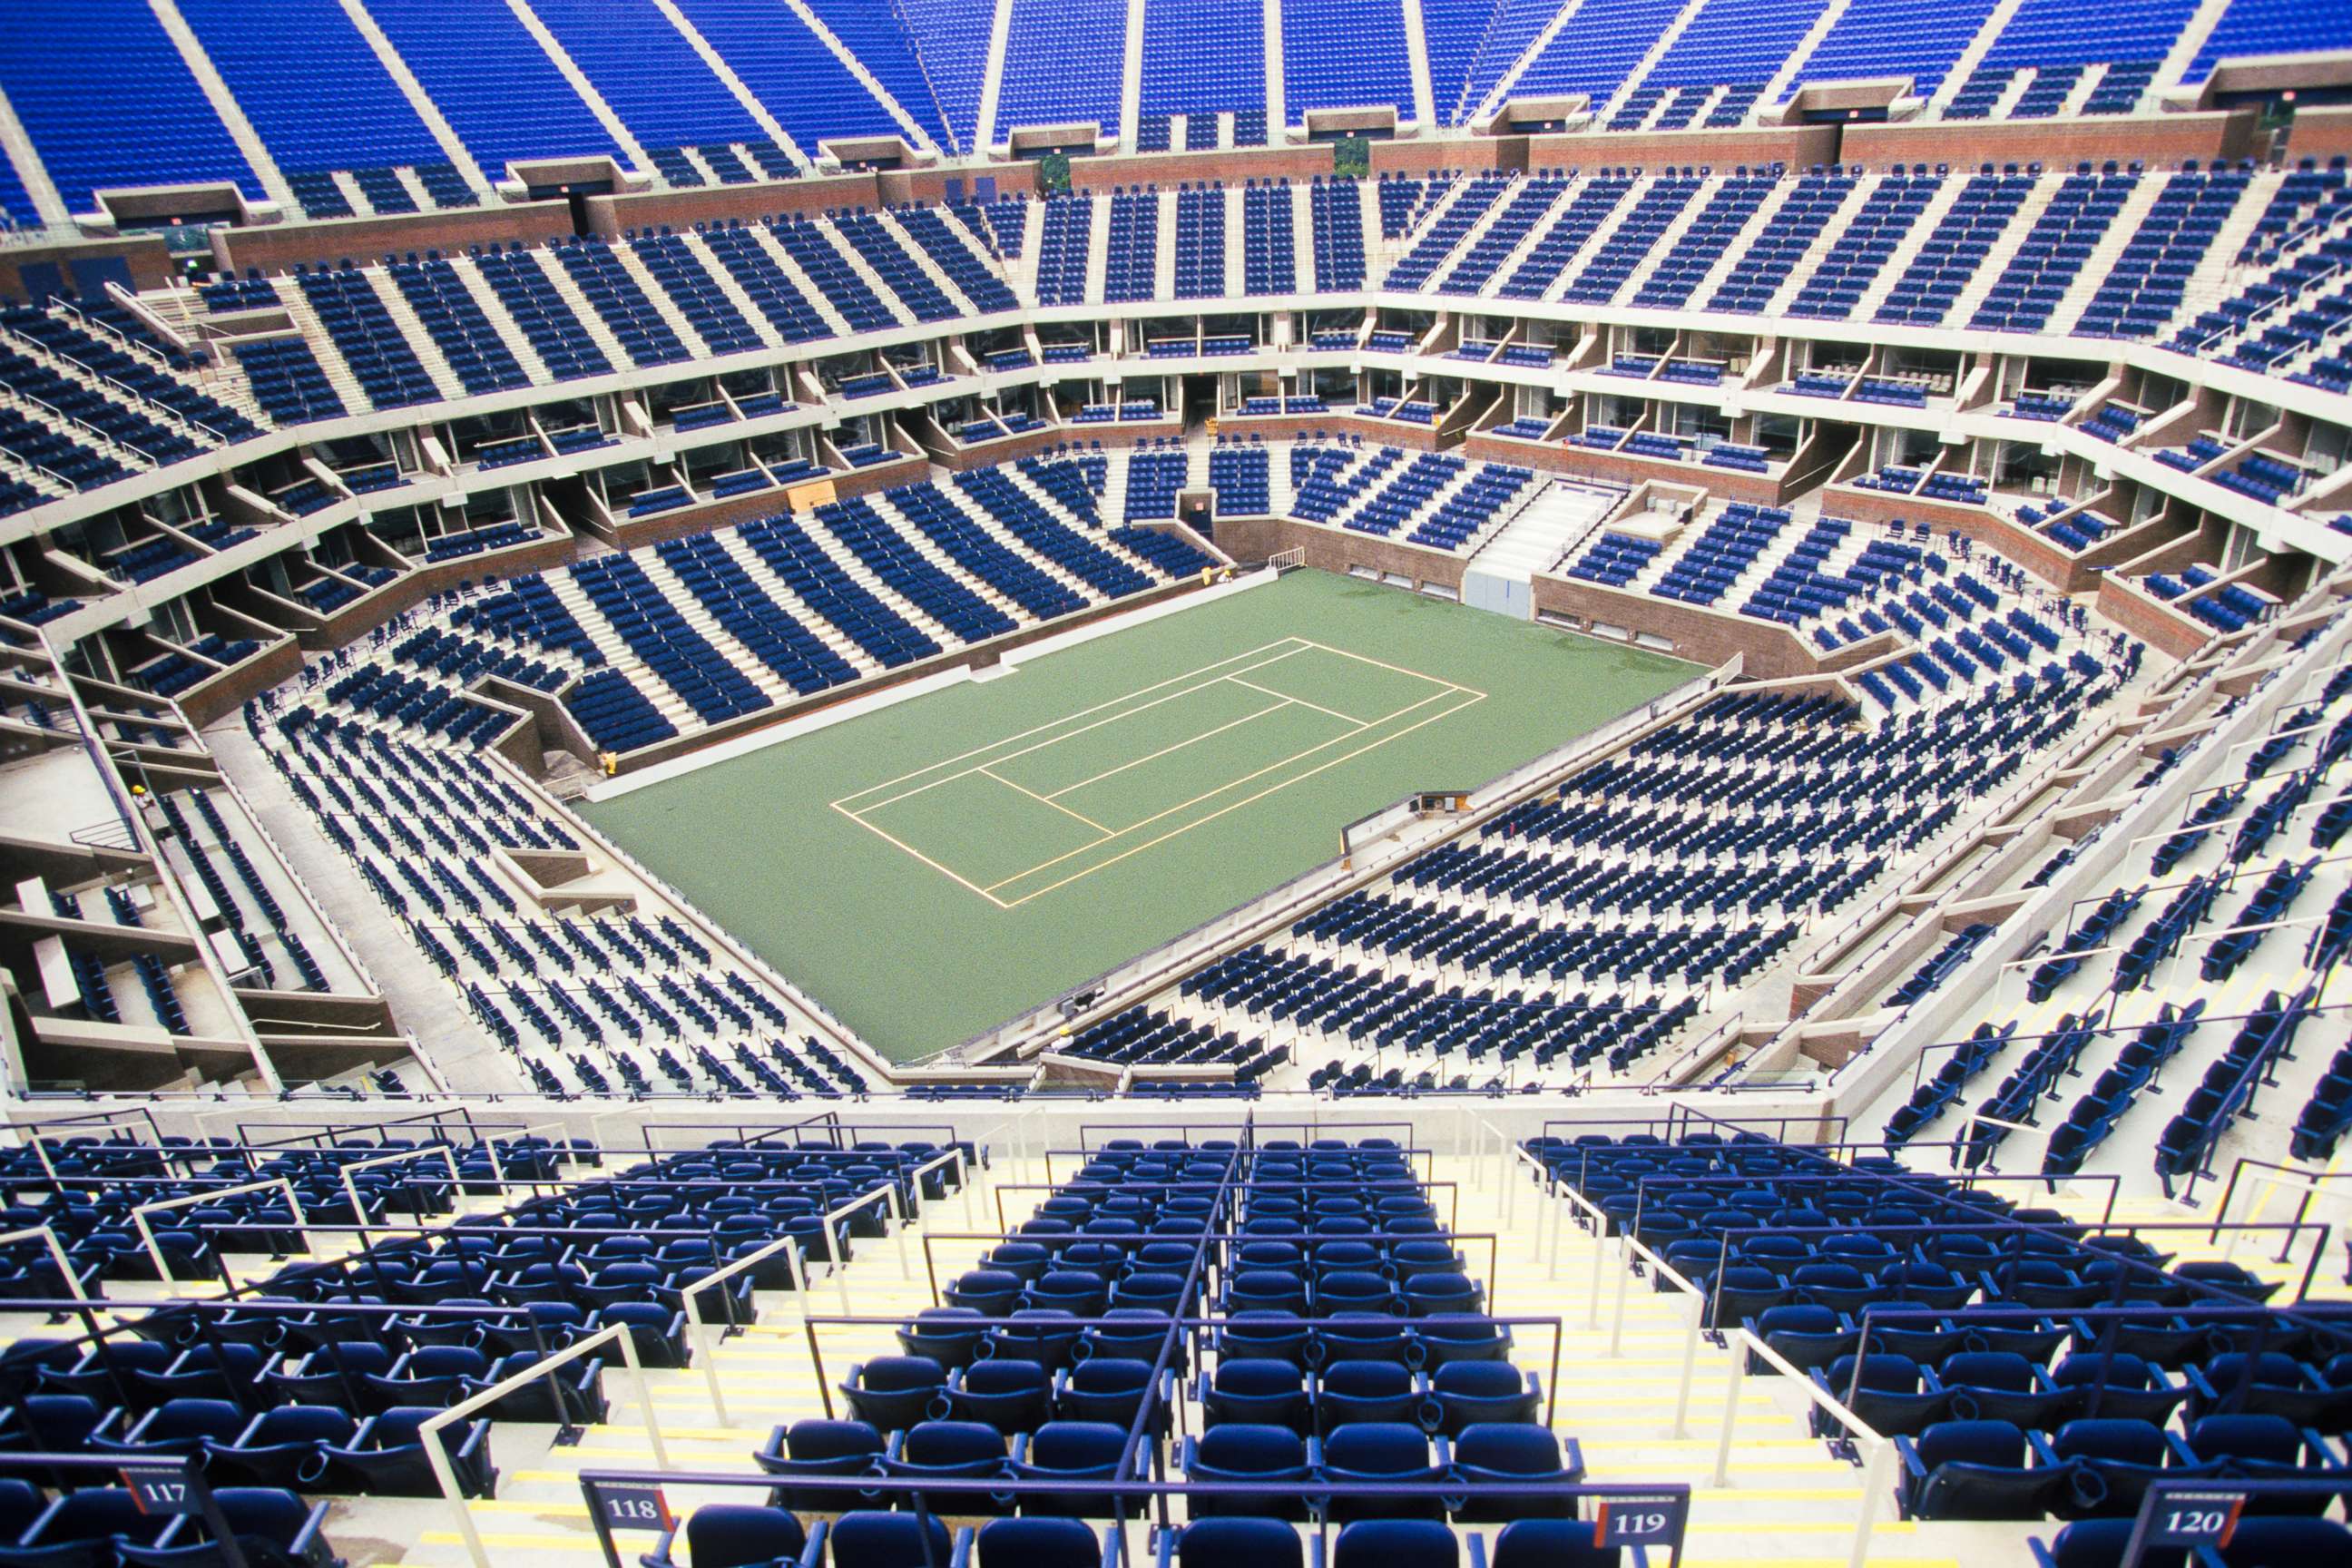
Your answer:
833,640 -> 1485,908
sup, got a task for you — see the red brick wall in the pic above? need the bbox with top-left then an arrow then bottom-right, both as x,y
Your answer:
1074,147 -> 1340,190
179,637 -> 302,728
1526,576 -> 1822,678
1820,485 -> 2092,590
1528,125 -> 1840,172
1370,141 -> 1524,176
216,204 -> 579,273
588,172 -> 886,235
1218,412 -> 1444,451
879,167 -> 1042,204
1846,111 -> 2263,171
0,233 -> 176,299
2097,575 -> 2212,662
1201,515 -> 1464,588
2288,106 -> 2352,163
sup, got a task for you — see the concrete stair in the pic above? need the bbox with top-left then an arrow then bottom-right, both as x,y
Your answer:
710,530 -> 885,677
1467,479 -> 1627,578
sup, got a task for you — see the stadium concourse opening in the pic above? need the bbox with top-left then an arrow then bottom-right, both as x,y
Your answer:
581,571 -> 1693,1056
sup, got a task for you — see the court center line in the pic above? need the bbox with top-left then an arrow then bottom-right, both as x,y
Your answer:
831,640 -> 1312,808
1001,689 -> 1489,905
978,767 -> 1113,834
839,644 -> 1317,816
1043,696 -> 1297,799
981,684 -> 1479,893
1226,676 -> 1370,729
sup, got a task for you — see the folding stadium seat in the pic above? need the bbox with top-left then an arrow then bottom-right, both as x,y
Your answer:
200,1406 -> 357,1488
317,1408 -> 495,1498
1426,1361 -> 1539,1434
1416,1317 -> 1514,1368
4,1489 -> 177,1568
1481,1517 -> 1627,1568
881,1420 -> 1012,1515
1933,1353 -> 2067,1429
601,1301 -> 690,1368
640,1504 -> 809,1568
2052,1354 -> 2188,1425
1205,1359 -> 1309,1432
1330,1520 -> 1456,1568
2185,1353 -> 2352,1426
1007,1421 -> 1127,1516
1446,1424 -> 1585,1522
264,1344 -> 399,1411
91,1398 -> 247,1460
1181,1425 -> 1314,1518
944,1360 -> 1051,1435
1896,1420 -> 2085,1520
0,1483 -> 36,1546
2176,1415 -> 2352,1507
115,1486 -> 338,1568
975,1517 -> 1105,1568
1315,1361 -> 1420,1434
897,1310 -> 987,1369
842,1357 -> 948,1430
1808,1355 -> 1946,1438
818,1511 -> 956,1568
1321,1423 -> 1451,1522
1746,1305 -> 1855,1373
754,1419 -> 887,1512
1160,1518 -> 1299,1568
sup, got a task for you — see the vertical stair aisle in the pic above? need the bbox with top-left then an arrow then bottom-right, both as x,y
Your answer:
391,1148 -> 1004,1568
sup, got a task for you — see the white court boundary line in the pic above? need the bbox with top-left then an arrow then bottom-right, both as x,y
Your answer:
832,638 -> 1485,907
581,565 -> 1280,803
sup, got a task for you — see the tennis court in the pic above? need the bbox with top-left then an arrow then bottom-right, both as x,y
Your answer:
579,572 -> 1698,1058
834,640 -> 1484,907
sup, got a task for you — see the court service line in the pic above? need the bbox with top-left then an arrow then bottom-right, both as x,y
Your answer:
837,643 -> 1316,815
1227,676 -> 1371,729
980,682 -> 1477,892
1044,695 -> 1297,799
979,767 -> 1113,833
1296,636 -> 1478,697
831,640 -> 1311,807
999,688 -> 1488,905
827,804 -> 1015,908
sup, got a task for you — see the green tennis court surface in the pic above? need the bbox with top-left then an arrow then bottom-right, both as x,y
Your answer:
580,572 -> 1697,1060
834,639 -> 1484,907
